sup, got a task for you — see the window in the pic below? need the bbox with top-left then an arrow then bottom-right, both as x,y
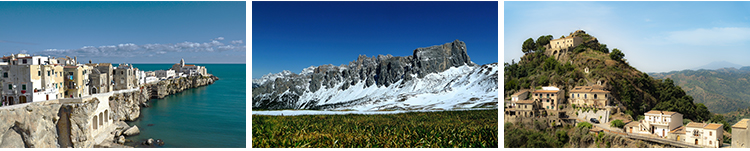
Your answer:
47,71 -> 50,76
7,84 -> 11,89
22,85 -> 26,90
38,71 -> 41,76
2,72 -> 6,78
585,94 -> 587,99
710,131 -> 712,136
571,94 -> 574,98
22,59 -> 27,64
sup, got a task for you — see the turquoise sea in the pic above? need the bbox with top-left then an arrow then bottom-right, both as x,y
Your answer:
121,64 -> 246,148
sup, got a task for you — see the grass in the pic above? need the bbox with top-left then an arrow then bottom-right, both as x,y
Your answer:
252,109 -> 498,148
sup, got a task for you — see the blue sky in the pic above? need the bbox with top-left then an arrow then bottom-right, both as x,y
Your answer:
505,1 -> 750,73
0,1 -> 246,64
252,1 -> 498,79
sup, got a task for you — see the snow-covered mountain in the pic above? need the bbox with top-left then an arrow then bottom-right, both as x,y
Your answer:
251,40 -> 498,111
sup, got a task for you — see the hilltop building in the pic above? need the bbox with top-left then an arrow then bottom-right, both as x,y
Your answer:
543,30 -> 585,61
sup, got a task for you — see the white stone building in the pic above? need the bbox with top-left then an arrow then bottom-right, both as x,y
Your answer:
639,110 -> 684,138
685,122 -> 723,148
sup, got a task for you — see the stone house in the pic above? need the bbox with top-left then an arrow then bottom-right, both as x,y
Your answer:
625,121 -> 642,134
532,86 -> 564,110
685,122 -> 723,148
514,99 -> 538,117
668,126 -> 687,142
640,110 -> 683,138
569,85 -> 611,108
113,64 -> 137,91
510,89 -> 530,108
87,63 -> 114,94
732,119 -> 750,148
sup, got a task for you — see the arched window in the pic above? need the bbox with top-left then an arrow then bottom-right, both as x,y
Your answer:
99,112 -> 103,126
93,116 -> 98,130
594,94 -> 598,99
585,94 -> 587,99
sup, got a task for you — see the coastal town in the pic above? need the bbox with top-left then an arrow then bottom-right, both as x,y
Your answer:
0,53 -> 207,106
504,31 -> 750,148
0,53 -> 216,148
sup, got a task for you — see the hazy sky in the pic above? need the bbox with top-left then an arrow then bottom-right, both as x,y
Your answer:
0,1 -> 246,64
252,1 -> 498,79
504,1 -> 750,73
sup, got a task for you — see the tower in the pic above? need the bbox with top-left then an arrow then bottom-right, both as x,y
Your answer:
180,58 -> 185,68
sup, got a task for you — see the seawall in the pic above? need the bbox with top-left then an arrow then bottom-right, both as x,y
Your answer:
0,75 -> 217,148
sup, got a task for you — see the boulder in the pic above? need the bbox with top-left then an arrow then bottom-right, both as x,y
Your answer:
123,126 -> 140,136
0,129 -> 24,148
144,138 -> 154,145
117,136 -> 125,144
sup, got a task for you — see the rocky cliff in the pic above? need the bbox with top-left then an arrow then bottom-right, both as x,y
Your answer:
0,75 -> 218,148
0,102 -> 62,148
252,40 -> 498,110
149,76 -> 218,99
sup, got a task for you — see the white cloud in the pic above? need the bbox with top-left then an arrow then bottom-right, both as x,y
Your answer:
38,38 -> 246,57
666,27 -> 750,46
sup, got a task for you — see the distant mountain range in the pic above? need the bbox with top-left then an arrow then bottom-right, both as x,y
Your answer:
649,66 -> 750,114
692,61 -> 744,70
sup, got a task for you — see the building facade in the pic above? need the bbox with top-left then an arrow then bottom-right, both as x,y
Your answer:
510,89 -> 530,108
733,119 -> 750,148
569,85 -> 611,108
640,110 -> 684,138
113,64 -> 137,90
532,86 -> 564,110
64,65 -> 91,98
685,122 -> 723,148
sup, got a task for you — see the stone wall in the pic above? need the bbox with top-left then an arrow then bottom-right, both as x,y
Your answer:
577,110 -> 611,123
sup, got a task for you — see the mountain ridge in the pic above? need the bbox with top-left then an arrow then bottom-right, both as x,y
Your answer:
252,40 -> 497,110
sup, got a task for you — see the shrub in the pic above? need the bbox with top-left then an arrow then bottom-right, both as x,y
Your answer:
611,119 -> 625,128
577,122 -> 593,130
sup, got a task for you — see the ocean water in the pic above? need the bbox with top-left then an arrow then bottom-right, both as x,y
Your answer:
124,64 -> 246,148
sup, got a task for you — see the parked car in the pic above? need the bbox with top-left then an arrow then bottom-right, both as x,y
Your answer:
590,118 -> 600,124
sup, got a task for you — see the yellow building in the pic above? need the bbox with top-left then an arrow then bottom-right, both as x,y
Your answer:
64,65 -> 91,98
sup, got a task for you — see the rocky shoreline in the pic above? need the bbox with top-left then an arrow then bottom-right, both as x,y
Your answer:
0,75 -> 218,148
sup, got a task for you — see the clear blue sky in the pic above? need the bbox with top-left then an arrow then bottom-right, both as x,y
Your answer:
252,1 -> 498,79
505,1 -> 750,73
0,1 -> 246,64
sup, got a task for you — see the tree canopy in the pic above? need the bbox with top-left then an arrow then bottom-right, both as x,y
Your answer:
610,48 -> 624,61
522,38 -> 536,54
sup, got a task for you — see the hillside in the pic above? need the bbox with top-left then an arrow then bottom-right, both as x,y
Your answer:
505,30 -> 712,122
649,68 -> 750,114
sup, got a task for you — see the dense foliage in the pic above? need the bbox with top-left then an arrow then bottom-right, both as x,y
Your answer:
650,68 -> 750,114
253,110 -> 497,148
610,120 -> 625,128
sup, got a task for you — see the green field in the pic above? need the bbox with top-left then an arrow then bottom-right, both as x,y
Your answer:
252,109 -> 498,148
